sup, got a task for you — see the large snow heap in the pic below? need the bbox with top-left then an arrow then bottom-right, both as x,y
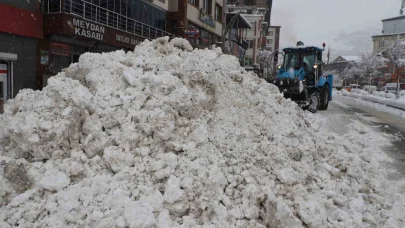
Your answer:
0,37 -> 403,227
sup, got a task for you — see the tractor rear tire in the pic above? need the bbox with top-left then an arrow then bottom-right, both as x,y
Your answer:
318,84 -> 329,110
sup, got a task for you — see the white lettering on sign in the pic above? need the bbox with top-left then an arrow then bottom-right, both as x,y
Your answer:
73,18 -> 105,41
116,35 -> 142,46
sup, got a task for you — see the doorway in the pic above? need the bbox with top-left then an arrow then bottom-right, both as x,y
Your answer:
0,63 -> 7,113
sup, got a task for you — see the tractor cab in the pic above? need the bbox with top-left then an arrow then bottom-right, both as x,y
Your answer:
277,45 -> 324,85
273,42 -> 333,113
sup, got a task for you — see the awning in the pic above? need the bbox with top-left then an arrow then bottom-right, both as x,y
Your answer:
226,13 -> 252,29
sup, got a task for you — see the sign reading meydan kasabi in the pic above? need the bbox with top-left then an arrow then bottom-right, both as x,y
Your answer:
73,18 -> 105,41
116,35 -> 142,46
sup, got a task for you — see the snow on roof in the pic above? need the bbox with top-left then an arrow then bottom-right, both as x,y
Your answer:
341,56 -> 360,62
283,46 -> 324,52
372,32 -> 405,37
382,15 -> 405,22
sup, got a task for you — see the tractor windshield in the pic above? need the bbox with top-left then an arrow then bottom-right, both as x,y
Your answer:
283,50 -> 316,73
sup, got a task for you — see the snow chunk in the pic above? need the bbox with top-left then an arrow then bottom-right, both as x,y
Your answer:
39,169 -> 70,191
103,146 -> 134,172
124,201 -> 156,228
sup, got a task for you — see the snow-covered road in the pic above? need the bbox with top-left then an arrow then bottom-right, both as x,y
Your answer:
324,96 -> 405,180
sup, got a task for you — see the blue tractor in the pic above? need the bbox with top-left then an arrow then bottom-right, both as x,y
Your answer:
274,42 -> 333,113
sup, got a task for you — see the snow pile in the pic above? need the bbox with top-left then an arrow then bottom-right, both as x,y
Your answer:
342,89 -> 405,110
372,91 -> 397,99
0,37 -> 404,228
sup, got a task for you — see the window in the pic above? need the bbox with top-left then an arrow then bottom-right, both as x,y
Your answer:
245,57 -> 253,66
189,0 -> 199,7
269,31 -> 274,36
267,39 -> 273,45
215,4 -> 222,22
379,40 -> 385,47
204,0 -> 213,15
248,40 -> 254,49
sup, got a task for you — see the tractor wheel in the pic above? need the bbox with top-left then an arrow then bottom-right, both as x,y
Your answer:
318,84 -> 329,110
307,93 -> 319,113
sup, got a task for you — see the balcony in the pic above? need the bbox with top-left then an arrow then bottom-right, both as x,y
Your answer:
44,0 -> 174,40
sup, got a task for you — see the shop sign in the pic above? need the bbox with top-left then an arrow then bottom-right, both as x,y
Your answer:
116,35 -> 142,46
40,50 -> 49,65
50,42 -> 71,57
199,9 -> 216,28
73,18 -> 105,41
184,29 -> 199,38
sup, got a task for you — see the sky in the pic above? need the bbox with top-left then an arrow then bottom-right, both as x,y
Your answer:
271,0 -> 400,60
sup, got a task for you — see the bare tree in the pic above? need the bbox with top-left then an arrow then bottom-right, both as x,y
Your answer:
357,52 -> 386,88
384,37 -> 405,95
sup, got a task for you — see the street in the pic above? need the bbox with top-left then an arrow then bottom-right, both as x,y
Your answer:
323,95 -> 405,180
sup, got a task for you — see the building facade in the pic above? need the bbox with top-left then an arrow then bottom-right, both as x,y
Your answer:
243,14 -> 263,67
167,0 -> 223,49
0,0 -> 173,112
0,0 -> 43,113
372,15 -> 405,87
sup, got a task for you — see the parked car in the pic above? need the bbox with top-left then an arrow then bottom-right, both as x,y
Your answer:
381,83 -> 398,94
346,84 -> 360,92
363,85 -> 377,94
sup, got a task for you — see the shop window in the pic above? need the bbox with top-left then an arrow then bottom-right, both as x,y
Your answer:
215,4 -> 222,22
49,54 -> 71,75
189,0 -> 199,7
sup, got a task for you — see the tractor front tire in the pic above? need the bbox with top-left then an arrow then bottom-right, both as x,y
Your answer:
318,84 -> 329,110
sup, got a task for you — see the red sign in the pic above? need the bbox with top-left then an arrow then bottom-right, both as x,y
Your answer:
184,29 -> 200,38
49,42 -> 71,56
0,64 -> 7,76
0,3 -> 43,39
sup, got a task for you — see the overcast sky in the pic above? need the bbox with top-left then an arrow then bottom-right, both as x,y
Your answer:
271,0 -> 399,59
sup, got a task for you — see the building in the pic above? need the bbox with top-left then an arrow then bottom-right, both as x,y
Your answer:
0,0 -> 174,112
265,26 -> 280,52
41,0 -> 172,87
372,15 -> 405,54
0,0 -> 43,113
242,14 -> 264,67
372,15 -> 405,87
265,25 -> 280,71
167,0 -> 223,49
331,56 -> 359,64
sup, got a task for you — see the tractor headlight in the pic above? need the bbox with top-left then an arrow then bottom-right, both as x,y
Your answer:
314,64 -> 318,69
277,65 -> 281,69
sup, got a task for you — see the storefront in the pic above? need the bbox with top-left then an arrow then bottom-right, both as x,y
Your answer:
39,14 -> 145,87
185,23 -> 220,49
0,3 -> 43,112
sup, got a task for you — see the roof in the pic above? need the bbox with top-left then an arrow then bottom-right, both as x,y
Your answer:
226,13 -> 252,29
241,14 -> 263,22
332,56 -> 359,63
372,32 -> 405,38
283,46 -> 324,52
382,15 -> 405,22
341,56 -> 359,61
